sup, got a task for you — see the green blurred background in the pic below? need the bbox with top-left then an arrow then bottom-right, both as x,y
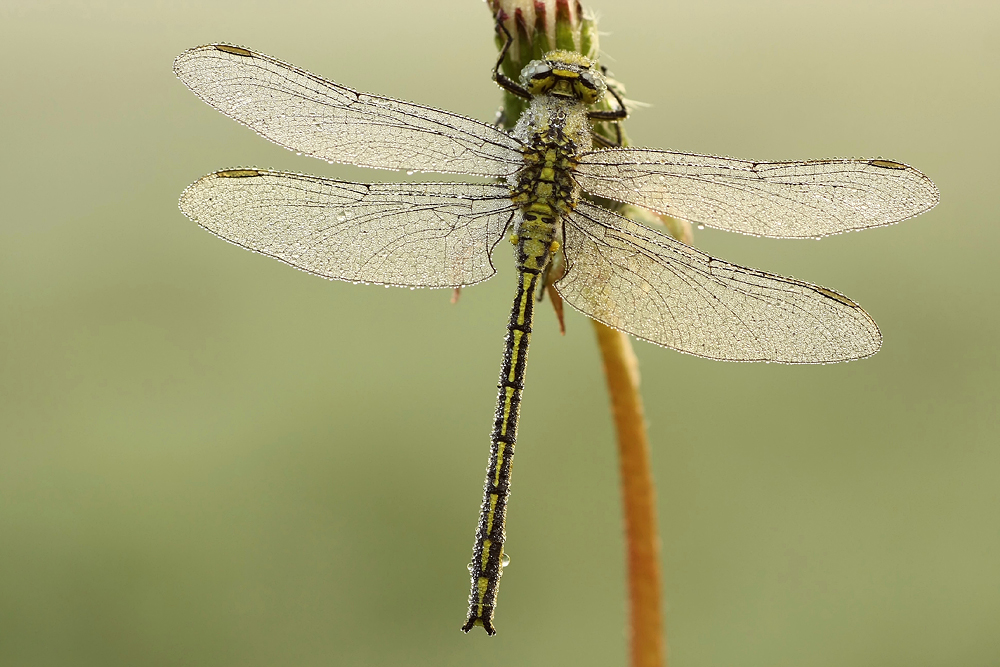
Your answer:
1,1 -> 997,665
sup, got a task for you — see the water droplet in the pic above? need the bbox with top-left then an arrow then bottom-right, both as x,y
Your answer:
501,553 -> 510,568
467,563 -> 474,572
697,224 -> 705,230
406,170 -> 415,175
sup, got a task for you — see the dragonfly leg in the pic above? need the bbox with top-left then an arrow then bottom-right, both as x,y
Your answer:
592,130 -> 619,149
589,71 -> 627,146
595,66 -> 630,119
493,16 -> 531,100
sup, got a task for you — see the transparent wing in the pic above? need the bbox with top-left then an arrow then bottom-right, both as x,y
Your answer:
179,170 -> 516,288
173,44 -> 525,177
575,148 -> 939,238
557,201 -> 882,362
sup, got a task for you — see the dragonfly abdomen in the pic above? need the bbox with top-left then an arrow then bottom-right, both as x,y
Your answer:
462,207 -> 558,635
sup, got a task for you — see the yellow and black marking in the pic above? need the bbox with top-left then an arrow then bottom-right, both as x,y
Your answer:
462,216 -> 556,636
464,52 -> 593,634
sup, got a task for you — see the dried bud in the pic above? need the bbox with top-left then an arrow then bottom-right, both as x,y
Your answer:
487,0 -> 596,65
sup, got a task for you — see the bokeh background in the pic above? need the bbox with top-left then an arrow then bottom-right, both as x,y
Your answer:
2,1 -> 997,665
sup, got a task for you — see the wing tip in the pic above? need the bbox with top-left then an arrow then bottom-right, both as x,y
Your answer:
866,157 -> 940,216
178,167 -> 271,214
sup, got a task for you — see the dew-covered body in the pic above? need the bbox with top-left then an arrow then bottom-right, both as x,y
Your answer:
465,59 -> 598,632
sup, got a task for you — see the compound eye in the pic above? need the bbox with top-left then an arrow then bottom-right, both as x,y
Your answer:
581,71 -> 606,92
529,64 -> 553,81
576,71 -> 604,103
519,60 -> 553,86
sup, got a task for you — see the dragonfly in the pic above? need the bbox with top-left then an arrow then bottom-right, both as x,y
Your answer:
173,39 -> 938,635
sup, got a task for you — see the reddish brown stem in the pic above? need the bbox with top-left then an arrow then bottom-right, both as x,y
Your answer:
593,321 -> 666,667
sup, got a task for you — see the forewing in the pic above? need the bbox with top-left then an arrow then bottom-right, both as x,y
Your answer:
174,44 -> 524,177
179,170 -> 516,288
575,148 -> 939,238
557,201 -> 882,362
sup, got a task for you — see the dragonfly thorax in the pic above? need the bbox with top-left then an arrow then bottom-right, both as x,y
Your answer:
509,93 -> 591,250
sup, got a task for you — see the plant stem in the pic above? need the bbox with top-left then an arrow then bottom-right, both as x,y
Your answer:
593,321 -> 666,667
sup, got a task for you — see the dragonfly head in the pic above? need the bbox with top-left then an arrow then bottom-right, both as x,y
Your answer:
519,50 -> 607,105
